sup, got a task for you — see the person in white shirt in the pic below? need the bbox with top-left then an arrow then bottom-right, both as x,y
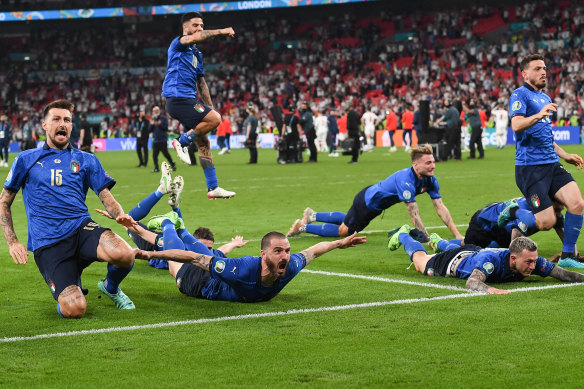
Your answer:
361,108 -> 378,151
314,111 -> 329,153
491,103 -> 509,149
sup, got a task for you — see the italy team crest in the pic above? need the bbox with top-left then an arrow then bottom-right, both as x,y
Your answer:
71,160 -> 80,173
531,194 -> 540,208
194,104 -> 205,113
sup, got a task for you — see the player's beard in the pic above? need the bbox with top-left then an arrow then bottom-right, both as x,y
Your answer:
48,127 -> 70,149
531,76 -> 546,90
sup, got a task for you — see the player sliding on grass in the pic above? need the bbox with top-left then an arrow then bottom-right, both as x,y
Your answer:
286,144 -> 463,240
162,11 -> 235,199
133,212 -> 366,302
388,225 -> 584,294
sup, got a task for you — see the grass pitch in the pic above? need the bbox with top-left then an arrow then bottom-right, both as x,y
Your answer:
1,145 -> 584,388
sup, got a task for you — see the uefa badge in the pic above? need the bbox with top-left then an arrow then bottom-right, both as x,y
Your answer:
214,260 -> 226,273
403,190 -> 412,200
511,101 -> 522,111
483,262 -> 494,274
71,160 -> 80,173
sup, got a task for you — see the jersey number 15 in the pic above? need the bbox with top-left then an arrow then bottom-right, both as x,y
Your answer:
51,169 -> 63,186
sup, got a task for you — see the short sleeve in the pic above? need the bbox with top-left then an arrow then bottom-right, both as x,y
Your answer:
395,176 -> 416,203
4,154 -> 25,192
532,256 -> 554,277
88,154 -> 115,195
170,36 -> 188,52
427,177 -> 441,199
509,91 -> 526,118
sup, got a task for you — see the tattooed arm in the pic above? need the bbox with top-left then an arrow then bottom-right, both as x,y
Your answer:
549,266 -> 584,283
432,198 -> 463,239
0,188 -> 28,264
135,249 -> 213,271
98,188 -> 137,229
196,77 -> 213,109
405,201 -> 428,237
466,268 -> 510,294
180,28 -> 235,45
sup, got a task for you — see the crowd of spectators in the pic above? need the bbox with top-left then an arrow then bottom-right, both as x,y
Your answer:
1,0 -> 584,140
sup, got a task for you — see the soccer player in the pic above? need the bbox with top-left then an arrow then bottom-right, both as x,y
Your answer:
0,99 -> 137,318
509,54 -> 584,267
286,144 -> 463,240
490,103 -> 509,149
361,107 -> 378,151
134,221 -> 366,302
162,11 -> 236,199
389,227 -> 584,294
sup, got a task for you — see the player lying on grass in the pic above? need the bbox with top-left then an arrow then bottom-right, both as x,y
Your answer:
132,212 -> 366,302
286,144 -> 463,240
388,225 -> 584,294
95,162 -> 248,269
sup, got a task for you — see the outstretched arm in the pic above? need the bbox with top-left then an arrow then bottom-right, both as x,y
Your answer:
405,202 -> 428,237
135,249 -> 213,271
549,265 -> 584,282
466,269 -> 509,294
98,189 -> 137,229
217,235 -> 249,256
300,233 -> 366,265
180,28 -> 235,45
432,198 -> 463,239
95,208 -> 158,245
0,188 -> 28,264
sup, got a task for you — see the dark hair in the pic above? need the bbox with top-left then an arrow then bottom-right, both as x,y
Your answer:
193,227 -> 214,242
520,54 -> 545,71
182,12 -> 202,24
261,231 -> 286,250
43,99 -> 74,120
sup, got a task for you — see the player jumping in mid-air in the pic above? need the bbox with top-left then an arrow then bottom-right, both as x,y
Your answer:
162,11 -> 236,199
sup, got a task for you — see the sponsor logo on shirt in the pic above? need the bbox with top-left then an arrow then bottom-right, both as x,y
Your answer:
483,262 -> 494,274
403,190 -> 412,200
54,159 -> 61,164
70,160 -> 80,173
512,101 -> 522,111
531,194 -> 540,208
214,260 -> 226,273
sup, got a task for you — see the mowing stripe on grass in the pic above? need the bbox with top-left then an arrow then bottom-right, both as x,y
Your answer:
301,269 -> 470,291
2,282 -> 582,344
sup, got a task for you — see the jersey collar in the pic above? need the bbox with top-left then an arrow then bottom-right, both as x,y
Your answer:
43,142 -> 73,151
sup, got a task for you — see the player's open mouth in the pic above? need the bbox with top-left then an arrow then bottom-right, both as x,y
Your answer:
277,261 -> 287,274
56,129 -> 68,138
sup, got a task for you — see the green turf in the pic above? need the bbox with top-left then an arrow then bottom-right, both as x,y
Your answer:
1,146 -> 584,388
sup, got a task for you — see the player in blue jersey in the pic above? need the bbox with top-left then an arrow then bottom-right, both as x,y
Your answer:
162,11 -> 236,200
0,100 -> 138,318
133,220 -> 366,302
286,144 -> 464,240
389,226 -> 584,294
508,53 -> 584,268
459,197 -> 565,249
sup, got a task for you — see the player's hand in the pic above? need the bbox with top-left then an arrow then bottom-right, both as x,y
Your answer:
538,103 -> 558,119
116,214 -> 138,229
338,232 -> 367,249
487,287 -> 510,295
222,27 -> 235,37
564,153 -> 584,169
231,236 -> 249,247
9,242 -> 28,264
133,249 -> 151,261
94,208 -> 113,219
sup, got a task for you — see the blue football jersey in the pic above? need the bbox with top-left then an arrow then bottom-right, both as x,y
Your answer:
202,253 -> 307,302
508,83 -> 558,166
161,36 -> 205,99
455,248 -> 554,282
4,144 -> 115,251
364,167 -> 441,211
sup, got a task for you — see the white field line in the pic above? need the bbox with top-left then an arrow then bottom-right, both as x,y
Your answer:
1,282 -> 582,344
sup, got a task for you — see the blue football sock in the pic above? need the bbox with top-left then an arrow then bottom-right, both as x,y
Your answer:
306,223 -> 340,237
315,212 -> 346,224
104,262 -> 134,294
563,212 -> 583,254
178,132 -> 197,147
487,240 -> 500,248
449,238 -> 463,246
438,240 -> 459,251
178,228 -> 213,255
515,209 -> 537,229
162,220 -> 185,250
204,166 -> 219,190
128,191 -> 163,221
56,303 -> 64,318
399,233 -> 426,260
173,207 -> 183,219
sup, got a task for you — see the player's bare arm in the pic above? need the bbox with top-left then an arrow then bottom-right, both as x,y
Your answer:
180,28 -> 235,45
432,198 -> 463,239
553,142 -> 583,169
511,103 -> 557,133
405,202 -> 428,237
466,269 -> 510,294
95,208 -> 158,245
135,249 -> 213,271
0,188 -> 28,264
301,233 -> 366,265
217,236 -> 249,255
98,189 -> 137,229
510,227 -> 525,241
549,266 -> 584,283
196,77 -> 214,109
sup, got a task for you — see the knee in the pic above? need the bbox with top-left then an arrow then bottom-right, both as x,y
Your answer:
338,224 -> 349,236
536,215 -> 556,231
206,111 -> 221,128
59,298 -> 87,319
567,199 -> 584,215
111,247 -> 135,268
